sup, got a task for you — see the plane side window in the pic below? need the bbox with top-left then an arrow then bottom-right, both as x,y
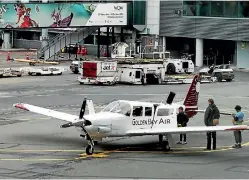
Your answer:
129,72 -> 132,76
145,107 -> 152,116
157,108 -> 173,116
132,106 -> 143,116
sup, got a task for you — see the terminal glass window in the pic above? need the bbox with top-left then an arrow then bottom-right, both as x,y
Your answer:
224,1 -> 238,18
196,1 -> 211,16
211,1 -> 224,17
182,1 -> 249,18
238,1 -> 249,18
183,1 -> 196,16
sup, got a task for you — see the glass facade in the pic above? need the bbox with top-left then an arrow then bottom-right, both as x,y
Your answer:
183,1 -> 249,18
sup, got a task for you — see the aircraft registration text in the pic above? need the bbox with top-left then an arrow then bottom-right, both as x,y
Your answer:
132,118 -> 170,126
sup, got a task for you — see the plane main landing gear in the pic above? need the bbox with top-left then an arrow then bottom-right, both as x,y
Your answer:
159,134 -> 171,152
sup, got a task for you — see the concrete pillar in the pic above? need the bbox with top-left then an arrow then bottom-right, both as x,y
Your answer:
3,32 -> 11,49
93,35 -> 97,45
162,36 -> 166,58
41,29 -> 48,48
132,30 -> 137,54
195,38 -> 203,67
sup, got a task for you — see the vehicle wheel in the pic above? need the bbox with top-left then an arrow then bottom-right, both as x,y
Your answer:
80,82 -> 84,85
166,63 -> 176,74
94,141 -> 98,145
214,73 -> 222,82
0,74 -> 3,78
59,72 -> 62,75
86,145 -> 94,155
36,73 -> 41,76
225,79 -> 232,82
17,74 -> 22,77
28,72 -> 32,75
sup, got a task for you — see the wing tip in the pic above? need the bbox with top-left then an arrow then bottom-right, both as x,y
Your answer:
13,103 -> 29,111
226,125 -> 249,131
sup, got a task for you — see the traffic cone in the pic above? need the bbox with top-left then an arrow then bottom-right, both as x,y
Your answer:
26,53 -> 30,60
6,52 -> 11,61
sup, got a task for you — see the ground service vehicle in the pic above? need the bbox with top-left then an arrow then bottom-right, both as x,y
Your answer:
77,60 -> 119,85
28,67 -> 62,76
199,64 -> 234,82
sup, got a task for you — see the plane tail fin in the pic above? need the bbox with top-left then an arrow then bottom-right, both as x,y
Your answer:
183,75 -> 201,118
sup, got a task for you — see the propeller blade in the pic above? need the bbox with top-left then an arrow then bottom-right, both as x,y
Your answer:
79,98 -> 87,119
166,91 -> 176,104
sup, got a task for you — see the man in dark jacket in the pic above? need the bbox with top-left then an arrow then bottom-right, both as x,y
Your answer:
204,98 -> 220,150
177,106 -> 189,145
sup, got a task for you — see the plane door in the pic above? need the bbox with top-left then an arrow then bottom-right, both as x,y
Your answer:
152,107 -> 177,128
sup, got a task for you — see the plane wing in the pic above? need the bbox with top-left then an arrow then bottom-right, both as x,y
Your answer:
188,109 -> 233,115
126,125 -> 249,136
13,103 -> 78,123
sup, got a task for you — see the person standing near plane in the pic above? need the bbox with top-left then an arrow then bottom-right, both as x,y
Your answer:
232,105 -> 244,148
177,106 -> 189,144
204,98 -> 220,150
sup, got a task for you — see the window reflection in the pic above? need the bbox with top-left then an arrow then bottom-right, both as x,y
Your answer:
196,1 -> 210,16
101,101 -> 131,116
211,1 -> 224,17
239,1 -> 249,17
182,1 -> 249,18
224,1 -> 238,18
183,1 -> 196,16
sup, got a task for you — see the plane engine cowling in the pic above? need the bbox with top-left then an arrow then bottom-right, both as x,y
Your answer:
85,126 -> 111,136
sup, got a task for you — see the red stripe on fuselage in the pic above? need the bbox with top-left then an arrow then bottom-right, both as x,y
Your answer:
15,103 -> 29,111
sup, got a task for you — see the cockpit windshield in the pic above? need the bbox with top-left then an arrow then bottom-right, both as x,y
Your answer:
101,101 -> 131,116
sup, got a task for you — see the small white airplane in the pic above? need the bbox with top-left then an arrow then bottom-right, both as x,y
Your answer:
13,75 -> 249,155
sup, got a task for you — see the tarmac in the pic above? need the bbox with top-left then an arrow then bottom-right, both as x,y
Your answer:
0,59 -> 249,178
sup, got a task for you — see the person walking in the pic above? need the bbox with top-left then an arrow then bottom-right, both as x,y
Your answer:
204,98 -> 220,150
232,105 -> 244,148
177,106 -> 189,145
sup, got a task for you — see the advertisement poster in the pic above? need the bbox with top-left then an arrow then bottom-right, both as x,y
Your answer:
0,3 -> 127,28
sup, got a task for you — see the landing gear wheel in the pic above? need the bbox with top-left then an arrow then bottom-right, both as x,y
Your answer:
162,141 -> 170,151
86,145 -> 94,155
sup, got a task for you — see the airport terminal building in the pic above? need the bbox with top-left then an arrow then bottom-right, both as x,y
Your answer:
1,0 -> 249,69
159,1 -> 249,68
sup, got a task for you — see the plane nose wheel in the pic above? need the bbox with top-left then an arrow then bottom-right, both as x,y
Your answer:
86,145 -> 94,155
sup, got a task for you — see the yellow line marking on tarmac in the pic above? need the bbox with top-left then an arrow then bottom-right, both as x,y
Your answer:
0,158 -> 69,161
1,142 -> 249,161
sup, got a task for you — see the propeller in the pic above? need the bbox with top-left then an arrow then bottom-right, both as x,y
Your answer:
166,91 -> 176,105
60,98 -> 92,128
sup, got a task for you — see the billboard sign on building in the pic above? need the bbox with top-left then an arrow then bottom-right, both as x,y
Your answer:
0,2 -> 127,28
